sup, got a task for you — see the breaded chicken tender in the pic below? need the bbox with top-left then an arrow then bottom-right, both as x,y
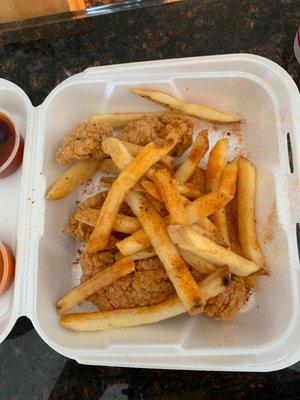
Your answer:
56,121 -> 113,165
81,255 -> 176,310
203,276 -> 250,321
119,114 -> 194,157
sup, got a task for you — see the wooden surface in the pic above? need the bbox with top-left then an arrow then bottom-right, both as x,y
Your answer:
0,0 -> 86,23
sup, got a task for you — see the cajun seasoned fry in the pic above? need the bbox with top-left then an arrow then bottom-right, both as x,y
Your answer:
237,157 -> 268,273
75,208 -> 141,234
56,258 -> 135,315
121,140 -> 173,168
102,138 -> 174,173
206,139 -> 229,190
89,113 -> 162,129
179,248 -> 216,275
131,88 -> 240,123
116,178 -> 231,255
116,217 -> 220,256
98,158 -> 119,174
186,192 -> 232,225
141,180 -> 163,202
225,197 -> 243,255
61,267 -> 230,331
125,191 -> 205,314
198,217 -> 218,235
176,183 -> 203,199
141,180 -> 201,203
46,159 -> 100,200
168,224 -> 260,277
115,248 -> 156,262
173,130 -> 209,184
151,168 -> 188,225
218,160 -> 238,196
116,228 -> 150,255
102,137 -> 134,170
187,224 -> 224,245
210,209 -> 230,247
86,140 -> 175,252
206,138 -> 230,247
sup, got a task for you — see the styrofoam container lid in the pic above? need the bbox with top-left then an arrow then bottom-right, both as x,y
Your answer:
0,54 -> 299,371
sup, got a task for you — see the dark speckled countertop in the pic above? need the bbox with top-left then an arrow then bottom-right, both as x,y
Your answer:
0,0 -> 300,399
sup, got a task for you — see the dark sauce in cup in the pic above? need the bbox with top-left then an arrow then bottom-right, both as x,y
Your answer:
0,113 -> 23,178
0,114 -> 16,167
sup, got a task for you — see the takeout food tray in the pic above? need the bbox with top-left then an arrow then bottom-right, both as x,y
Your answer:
0,54 -> 299,371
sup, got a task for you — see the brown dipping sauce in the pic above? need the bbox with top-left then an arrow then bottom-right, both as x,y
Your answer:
0,112 -> 23,178
0,113 -> 15,167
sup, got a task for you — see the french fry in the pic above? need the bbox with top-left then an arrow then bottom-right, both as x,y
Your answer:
46,159 -> 100,200
86,141 -> 175,252
225,197 -> 243,255
56,258 -> 135,315
131,88 -> 240,123
199,266 -> 231,299
111,215 -> 141,234
61,267 -> 230,331
115,248 -> 156,262
89,113 -> 162,129
116,228 -> 150,255
102,137 -> 133,170
197,217 -> 218,235
102,138 -> 173,172
151,168 -> 188,225
168,224 -> 260,277
121,140 -> 173,168
75,208 -> 141,234
237,157 -> 268,273
98,158 -> 119,174
206,139 -> 229,191
99,176 -> 115,188
218,161 -> 238,196
141,180 -> 201,202
210,209 -> 230,247
177,183 -> 203,199
187,224 -> 224,245
116,171 -> 233,255
141,180 -> 164,202
116,216 -> 219,256
179,248 -> 216,275
173,130 -> 209,184
206,138 -> 230,247
186,191 -> 232,225
125,191 -> 205,314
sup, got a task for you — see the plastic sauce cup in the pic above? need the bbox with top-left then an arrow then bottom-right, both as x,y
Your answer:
0,241 -> 15,293
0,111 -> 24,178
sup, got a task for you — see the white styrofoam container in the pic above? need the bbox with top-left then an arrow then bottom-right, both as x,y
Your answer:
0,54 -> 299,371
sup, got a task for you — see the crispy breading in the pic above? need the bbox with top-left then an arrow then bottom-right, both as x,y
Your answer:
203,275 -> 250,321
56,121 -> 113,165
67,192 -> 132,242
81,255 -> 176,311
78,241 -> 249,319
68,215 -> 93,243
119,114 -> 194,157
